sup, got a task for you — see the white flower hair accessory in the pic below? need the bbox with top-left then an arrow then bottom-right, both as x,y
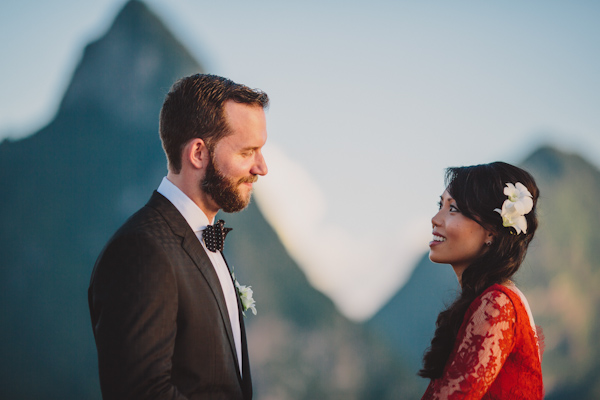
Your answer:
231,272 -> 257,317
494,182 -> 533,234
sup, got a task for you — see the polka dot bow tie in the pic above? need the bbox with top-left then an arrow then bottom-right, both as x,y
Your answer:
202,219 -> 232,252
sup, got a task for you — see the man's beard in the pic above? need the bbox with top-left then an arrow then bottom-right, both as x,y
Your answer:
201,156 -> 258,213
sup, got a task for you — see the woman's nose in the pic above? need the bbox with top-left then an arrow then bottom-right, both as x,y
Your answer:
431,211 -> 442,227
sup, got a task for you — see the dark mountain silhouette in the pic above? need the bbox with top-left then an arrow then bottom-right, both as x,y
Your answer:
367,255 -> 457,393
0,1 -> 200,398
519,146 -> 600,399
0,1 -> 418,398
367,146 -> 600,399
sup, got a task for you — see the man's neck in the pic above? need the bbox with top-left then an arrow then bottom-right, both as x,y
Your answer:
166,172 -> 219,222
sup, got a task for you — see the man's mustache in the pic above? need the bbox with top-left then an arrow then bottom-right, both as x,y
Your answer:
238,175 -> 258,184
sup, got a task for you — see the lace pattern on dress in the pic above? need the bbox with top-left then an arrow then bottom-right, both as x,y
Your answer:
422,284 -> 544,400
432,291 -> 515,399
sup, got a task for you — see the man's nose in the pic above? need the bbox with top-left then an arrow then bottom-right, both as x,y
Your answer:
251,152 -> 268,176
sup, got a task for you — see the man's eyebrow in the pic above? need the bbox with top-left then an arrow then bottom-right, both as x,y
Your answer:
240,145 -> 260,151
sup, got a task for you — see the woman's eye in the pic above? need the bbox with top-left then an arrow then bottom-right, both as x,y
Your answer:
449,204 -> 459,212
437,201 -> 442,210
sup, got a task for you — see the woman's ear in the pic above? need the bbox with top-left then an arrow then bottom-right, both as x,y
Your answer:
485,231 -> 495,246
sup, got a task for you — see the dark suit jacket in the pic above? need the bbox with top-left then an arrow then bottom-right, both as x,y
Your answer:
88,191 -> 252,399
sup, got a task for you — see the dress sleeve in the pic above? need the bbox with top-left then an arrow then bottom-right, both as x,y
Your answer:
425,290 -> 516,400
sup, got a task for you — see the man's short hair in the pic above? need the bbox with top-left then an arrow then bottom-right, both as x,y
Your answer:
159,74 -> 269,173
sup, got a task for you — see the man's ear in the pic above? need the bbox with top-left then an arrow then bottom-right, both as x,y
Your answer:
183,138 -> 209,170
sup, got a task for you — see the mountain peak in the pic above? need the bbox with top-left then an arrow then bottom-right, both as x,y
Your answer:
524,144 -> 600,181
58,0 -> 201,129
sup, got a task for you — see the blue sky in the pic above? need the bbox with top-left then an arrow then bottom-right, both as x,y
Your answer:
2,0 -> 599,320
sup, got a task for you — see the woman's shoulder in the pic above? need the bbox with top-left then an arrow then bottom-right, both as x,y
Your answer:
480,283 -> 525,306
466,283 -> 536,330
483,282 -> 514,295
465,284 -> 517,322
476,283 -> 515,305
458,285 -> 518,351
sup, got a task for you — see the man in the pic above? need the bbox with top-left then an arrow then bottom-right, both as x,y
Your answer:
88,74 -> 269,399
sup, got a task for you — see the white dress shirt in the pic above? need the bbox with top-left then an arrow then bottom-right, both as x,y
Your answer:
157,177 -> 243,376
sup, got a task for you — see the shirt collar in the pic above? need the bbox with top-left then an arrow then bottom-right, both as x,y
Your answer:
157,176 -> 212,232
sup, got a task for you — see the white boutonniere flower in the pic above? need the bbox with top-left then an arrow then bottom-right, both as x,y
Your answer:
232,273 -> 257,317
494,182 -> 534,234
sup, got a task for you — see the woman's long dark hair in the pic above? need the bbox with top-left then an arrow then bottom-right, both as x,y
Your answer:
419,162 -> 539,379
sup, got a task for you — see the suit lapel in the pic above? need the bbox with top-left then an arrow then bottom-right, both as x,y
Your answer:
223,254 -> 253,398
181,231 -> 239,361
239,307 -> 253,399
146,192 -> 241,380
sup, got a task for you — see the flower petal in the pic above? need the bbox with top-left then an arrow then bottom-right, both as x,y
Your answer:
504,183 -> 517,199
513,215 -> 528,234
520,196 -> 533,214
503,201 -> 520,217
513,200 -> 527,215
515,182 -> 532,197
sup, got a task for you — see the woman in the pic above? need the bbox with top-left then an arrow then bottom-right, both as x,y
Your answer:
420,162 -> 544,399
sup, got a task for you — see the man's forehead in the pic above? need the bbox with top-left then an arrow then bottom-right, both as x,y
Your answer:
223,100 -> 264,120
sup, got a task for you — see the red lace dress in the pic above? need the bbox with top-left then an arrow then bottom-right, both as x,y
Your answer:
421,284 -> 544,400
